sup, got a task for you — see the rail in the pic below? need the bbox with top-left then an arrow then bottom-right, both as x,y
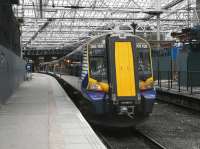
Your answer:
135,130 -> 167,149
95,128 -> 167,149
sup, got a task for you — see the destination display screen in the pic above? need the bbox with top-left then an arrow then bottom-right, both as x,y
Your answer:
90,48 -> 105,56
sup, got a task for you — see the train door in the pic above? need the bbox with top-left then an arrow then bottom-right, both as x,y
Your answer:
107,35 -> 139,105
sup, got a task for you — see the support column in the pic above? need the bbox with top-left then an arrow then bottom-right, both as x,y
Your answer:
156,0 -> 161,50
39,0 -> 43,18
197,0 -> 200,21
157,14 -> 161,49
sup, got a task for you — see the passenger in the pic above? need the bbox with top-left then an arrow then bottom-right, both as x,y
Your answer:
26,63 -> 32,80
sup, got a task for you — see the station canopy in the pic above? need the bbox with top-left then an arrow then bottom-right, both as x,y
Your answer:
13,0 -> 198,50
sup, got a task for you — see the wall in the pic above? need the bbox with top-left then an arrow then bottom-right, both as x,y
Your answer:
0,4 -> 25,103
0,4 -> 21,56
0,45 -> 25,103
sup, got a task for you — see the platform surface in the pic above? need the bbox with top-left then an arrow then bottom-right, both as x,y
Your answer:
60,75 -> 81,91
0,73 -> 106,149
155,80 -> 200,99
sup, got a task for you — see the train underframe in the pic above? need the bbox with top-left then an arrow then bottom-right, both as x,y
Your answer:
80,88 -> 156,127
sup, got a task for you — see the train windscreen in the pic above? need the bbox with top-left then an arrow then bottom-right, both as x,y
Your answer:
88,36 -> 108,82
89,48 -> 107,82
136,40 -> 152,80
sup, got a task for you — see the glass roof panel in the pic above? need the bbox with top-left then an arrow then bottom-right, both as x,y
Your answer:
13,0 -> 197,50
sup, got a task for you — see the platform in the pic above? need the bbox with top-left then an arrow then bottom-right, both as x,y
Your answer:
154,80 -> 200,112
155,80 -> 200,99
60,75 -> 81,91
0,73 -> 106,149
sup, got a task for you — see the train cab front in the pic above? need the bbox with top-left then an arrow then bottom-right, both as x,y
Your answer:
82,33 -> 156,127
107,35 -> 141,117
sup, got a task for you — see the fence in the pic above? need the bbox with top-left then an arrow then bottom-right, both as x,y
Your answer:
155,70 -> 200,95
152,46 -> 200,95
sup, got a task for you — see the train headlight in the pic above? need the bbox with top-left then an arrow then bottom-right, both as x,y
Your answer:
88,83 -> 103,91
140,77 -> 154,91
88,78 -> 109,92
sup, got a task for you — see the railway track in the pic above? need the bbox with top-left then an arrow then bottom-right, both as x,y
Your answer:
136,130 -> 167,149
95,127 -> 166,149
52,74 -> 166,149
48,73 -> 200,149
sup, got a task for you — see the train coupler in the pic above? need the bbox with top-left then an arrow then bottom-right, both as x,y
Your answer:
118,105 -> 135,117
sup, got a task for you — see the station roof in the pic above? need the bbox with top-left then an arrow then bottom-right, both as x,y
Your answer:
13,0 -> 198,50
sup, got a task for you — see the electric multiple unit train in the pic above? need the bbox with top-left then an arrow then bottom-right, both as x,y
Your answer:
40,31 -> 156,127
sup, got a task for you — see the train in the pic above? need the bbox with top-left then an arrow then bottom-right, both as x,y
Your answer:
40,28 -> 156,127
